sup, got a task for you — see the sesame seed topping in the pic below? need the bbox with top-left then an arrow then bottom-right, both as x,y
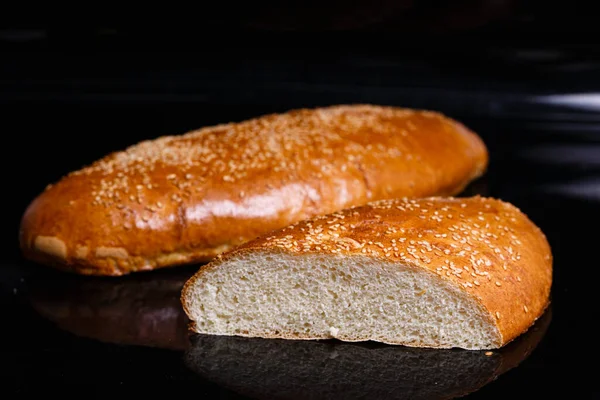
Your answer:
256,196 -> 535,305
58,107 -> 426,211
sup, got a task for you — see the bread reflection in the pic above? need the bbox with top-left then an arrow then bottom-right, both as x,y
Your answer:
27,266 -> 195,350
185,307 -> 550,400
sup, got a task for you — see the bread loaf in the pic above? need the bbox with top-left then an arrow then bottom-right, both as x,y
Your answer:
20,105 -> 487,276
181,196 -> 552,350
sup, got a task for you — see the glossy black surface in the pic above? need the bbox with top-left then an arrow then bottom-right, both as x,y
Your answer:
2,28 -> 600,398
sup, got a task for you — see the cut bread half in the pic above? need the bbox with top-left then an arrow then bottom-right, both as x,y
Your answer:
181,196 -> 552,350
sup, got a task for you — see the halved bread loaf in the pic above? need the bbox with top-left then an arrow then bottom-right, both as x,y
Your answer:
19,104 -> 487,276
181,196 -> 552,350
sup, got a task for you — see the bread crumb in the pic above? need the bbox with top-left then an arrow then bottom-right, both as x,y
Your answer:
329,327 -> 340,337
485,351 -> 493,356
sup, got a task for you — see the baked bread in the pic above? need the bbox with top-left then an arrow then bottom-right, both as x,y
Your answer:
181,196 -> 552,350
184,308 -> 551,400
19,104 -> 487,276
27,267 -> 193,350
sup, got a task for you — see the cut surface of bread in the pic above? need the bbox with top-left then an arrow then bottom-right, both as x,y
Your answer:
181,196 -> 552,350
20,104 -> 487,275
185,253 -> 499,349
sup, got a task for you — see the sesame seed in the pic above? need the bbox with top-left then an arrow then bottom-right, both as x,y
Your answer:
57,157 -> 528,292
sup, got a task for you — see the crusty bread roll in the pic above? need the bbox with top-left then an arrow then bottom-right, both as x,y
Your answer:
184,308 -> 550,400
19,105 -> 487,276
181,196 -> 552,350
27,267 -> 193,350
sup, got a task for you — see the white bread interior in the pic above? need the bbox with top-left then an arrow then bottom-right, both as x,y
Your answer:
184,252 -> 502,350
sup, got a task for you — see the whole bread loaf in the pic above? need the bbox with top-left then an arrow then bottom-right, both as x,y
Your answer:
181,196 -> 552,350
20,105 -> 487,276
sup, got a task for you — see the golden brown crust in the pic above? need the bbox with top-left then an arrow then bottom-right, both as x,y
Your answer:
183,196 -> 552,347
20,104 -> 488,276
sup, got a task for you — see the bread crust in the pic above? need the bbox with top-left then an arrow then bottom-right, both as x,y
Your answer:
20,105 -> 487,276
182,196 -> 552,348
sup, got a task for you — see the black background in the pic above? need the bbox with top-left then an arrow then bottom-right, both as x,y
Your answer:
2,1 -> 600,398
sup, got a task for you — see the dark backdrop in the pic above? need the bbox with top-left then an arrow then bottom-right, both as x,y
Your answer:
2,2 -> 600,397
